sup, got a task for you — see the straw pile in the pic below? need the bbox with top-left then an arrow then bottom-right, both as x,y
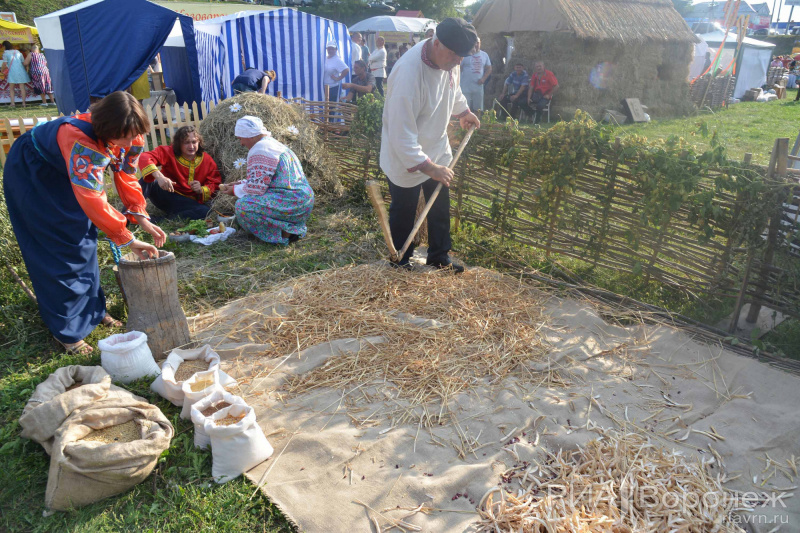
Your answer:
199,92 -> 342,213
196,265 -> 554,423
478,430 -> 744,532
80,420 -> 141,444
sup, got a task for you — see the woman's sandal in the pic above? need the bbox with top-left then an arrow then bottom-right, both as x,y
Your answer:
58,339 -> 93,355
100,314 -> 124,328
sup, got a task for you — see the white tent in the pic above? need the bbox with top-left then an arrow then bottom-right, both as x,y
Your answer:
349,16 -> 435,33
696,30 -> 775,98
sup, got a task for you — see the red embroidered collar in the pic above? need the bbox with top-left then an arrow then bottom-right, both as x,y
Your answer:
421,40 -> 438,70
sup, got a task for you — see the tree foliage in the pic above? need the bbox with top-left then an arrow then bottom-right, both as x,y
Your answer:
1,0 -> 83,25
670,0 -> 693,17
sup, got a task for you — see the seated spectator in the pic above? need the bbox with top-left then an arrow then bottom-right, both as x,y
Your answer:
220,116 -> 314,245
496,62 -> 532,122
771,56 -> 783,68
527,61 -> 558,124
342,60 -> 375,102
232,68 -> 276,94
138,125 -> 221,220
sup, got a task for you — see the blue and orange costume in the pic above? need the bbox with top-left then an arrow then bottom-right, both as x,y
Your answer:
3,113 -> 148,344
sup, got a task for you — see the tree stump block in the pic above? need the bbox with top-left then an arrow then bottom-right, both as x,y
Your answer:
118,251 -> 191,360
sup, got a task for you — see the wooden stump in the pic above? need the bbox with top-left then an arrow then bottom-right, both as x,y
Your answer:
118,251 -> 191,360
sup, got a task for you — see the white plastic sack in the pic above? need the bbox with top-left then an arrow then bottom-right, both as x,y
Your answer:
180,369 -> 224,419
202,398 -> 273,483
190,390 -> 240,449
99,331 -> 161,384
188,227 -> 236,246
150,345 -> 236,406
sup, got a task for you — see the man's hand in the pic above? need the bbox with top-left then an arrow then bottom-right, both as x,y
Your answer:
477,78 -> 486,85
545,93 -> 552,100
154,171 -> 174,192
190,181 -> 202,193
510,93 -> 519,102
341,82 -> 352,90
421,162 -> 455,188
459,111 -> 480,131
219,183 -> 236,196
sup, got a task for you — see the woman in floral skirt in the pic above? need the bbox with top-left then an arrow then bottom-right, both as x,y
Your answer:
220,116 -> 314,245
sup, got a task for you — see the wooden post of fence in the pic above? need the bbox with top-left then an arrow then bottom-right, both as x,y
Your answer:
323,85 -> 330,143
545,190 -> 563,258
729,250 -> 754,333
500,162 -> 515,242
593,137 -> 621,267
745,138 -> 788,324
714,152 -> 752,288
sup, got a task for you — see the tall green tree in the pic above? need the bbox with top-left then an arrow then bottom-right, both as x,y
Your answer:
392,0 -> 464,21
671,0 -> 693,17
0,0 -> 83,25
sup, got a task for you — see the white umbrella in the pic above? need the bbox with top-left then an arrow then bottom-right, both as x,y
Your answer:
349,16 -> 436,33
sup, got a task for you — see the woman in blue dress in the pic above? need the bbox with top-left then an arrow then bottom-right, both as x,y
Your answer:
2,41 -> 31,107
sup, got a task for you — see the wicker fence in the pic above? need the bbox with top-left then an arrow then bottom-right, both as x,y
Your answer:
1,99 -> 797,326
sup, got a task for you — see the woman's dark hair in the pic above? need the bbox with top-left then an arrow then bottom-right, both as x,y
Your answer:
89,91 -> 150,142
2,41 -> 13,50
172,125 -> 204,157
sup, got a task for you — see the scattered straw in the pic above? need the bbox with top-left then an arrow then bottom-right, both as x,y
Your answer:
478,429 -> 745,532
195,264 -> 555,425
174,360 -> 211,382
80,420 -> 141,444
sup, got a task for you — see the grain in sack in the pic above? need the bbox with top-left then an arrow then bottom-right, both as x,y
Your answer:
180,368 -> 225,419
150,345 -> 236,406
45,398 -> 173,510
201,398 -> 273,483
98,331 -> 161,384
19,366 -> 144,454
190,390 -> 238,449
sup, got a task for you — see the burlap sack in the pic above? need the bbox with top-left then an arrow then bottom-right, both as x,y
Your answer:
45,398 -> 173,510
19,366 -> 144,455
150,345 -> 236,406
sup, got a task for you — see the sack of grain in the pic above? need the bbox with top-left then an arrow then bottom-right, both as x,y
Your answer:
19,366 -> 144,454
189,390 -> 239,449
180,368 -> 224,419
202,399 -> 273,483
45,398 -> 173,510
99,331 -> 161,384
150,345 -> 237,406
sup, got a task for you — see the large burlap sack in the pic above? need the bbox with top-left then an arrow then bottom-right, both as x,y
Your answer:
180,369 -> 224,419
150,345 -> 236,406
45,398 -> 173,511
19,366 -> 144,455
99,331 -> 161,384
190,390 -> 240,449
202,399 -> 273,483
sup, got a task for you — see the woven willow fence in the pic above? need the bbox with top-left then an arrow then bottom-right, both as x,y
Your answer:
305,97 -> 799,325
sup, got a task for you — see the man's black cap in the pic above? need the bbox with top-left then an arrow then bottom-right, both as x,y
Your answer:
435,18 -> 478,57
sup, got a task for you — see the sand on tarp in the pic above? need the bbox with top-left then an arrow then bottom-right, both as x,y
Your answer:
190,264 -> 800,532
199,93 -> 342,214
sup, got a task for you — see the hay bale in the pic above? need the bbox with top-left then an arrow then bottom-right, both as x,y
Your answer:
199,93 -> 343,213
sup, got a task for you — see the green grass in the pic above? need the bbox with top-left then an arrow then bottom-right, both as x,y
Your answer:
615,91 -> 800,165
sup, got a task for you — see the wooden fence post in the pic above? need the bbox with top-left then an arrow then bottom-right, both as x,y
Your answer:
745,138 -> 788,323
545,190 -> 564,259
593,137 -> 622,267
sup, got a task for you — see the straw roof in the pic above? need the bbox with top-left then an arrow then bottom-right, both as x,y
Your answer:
473,0 -> 698,43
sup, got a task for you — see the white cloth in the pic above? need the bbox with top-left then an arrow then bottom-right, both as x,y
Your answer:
368,47 -> 387,78
234,135 -> 287,198
324,54 -> 349,86
235,116 -> 269,138
460,50 -> 491,89
351,41 -> 362,64
380,40 -> 469,188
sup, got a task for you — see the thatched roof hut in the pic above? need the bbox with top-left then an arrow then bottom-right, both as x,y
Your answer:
474,0 -> 700,119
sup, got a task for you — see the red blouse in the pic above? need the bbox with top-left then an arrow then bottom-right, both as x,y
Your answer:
139,145 -> 221,203
57,113 -> 148,246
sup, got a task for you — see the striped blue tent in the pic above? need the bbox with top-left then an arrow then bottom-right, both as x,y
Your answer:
195,9 -> 351,103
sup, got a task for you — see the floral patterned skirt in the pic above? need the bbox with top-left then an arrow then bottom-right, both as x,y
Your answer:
234,187 -> 314,244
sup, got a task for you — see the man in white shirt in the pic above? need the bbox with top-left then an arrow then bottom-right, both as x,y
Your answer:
380,18 -> 481,273
368,36 -> 388,96
350,32 -> 363,64
459,38 -> 492,112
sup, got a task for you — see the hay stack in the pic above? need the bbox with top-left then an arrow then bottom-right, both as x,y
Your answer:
199,93 -> 342,213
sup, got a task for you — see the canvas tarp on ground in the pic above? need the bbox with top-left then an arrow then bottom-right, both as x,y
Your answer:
194,9 -> 351,103
696,30 -> 775,98
191,264 -> 800,532
34,0 -> 201,115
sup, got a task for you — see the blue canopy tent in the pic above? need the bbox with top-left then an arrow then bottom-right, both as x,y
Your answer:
35,0 -> 202,115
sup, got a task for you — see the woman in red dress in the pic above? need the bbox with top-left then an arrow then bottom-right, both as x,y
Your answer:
139,125 -> 222,220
